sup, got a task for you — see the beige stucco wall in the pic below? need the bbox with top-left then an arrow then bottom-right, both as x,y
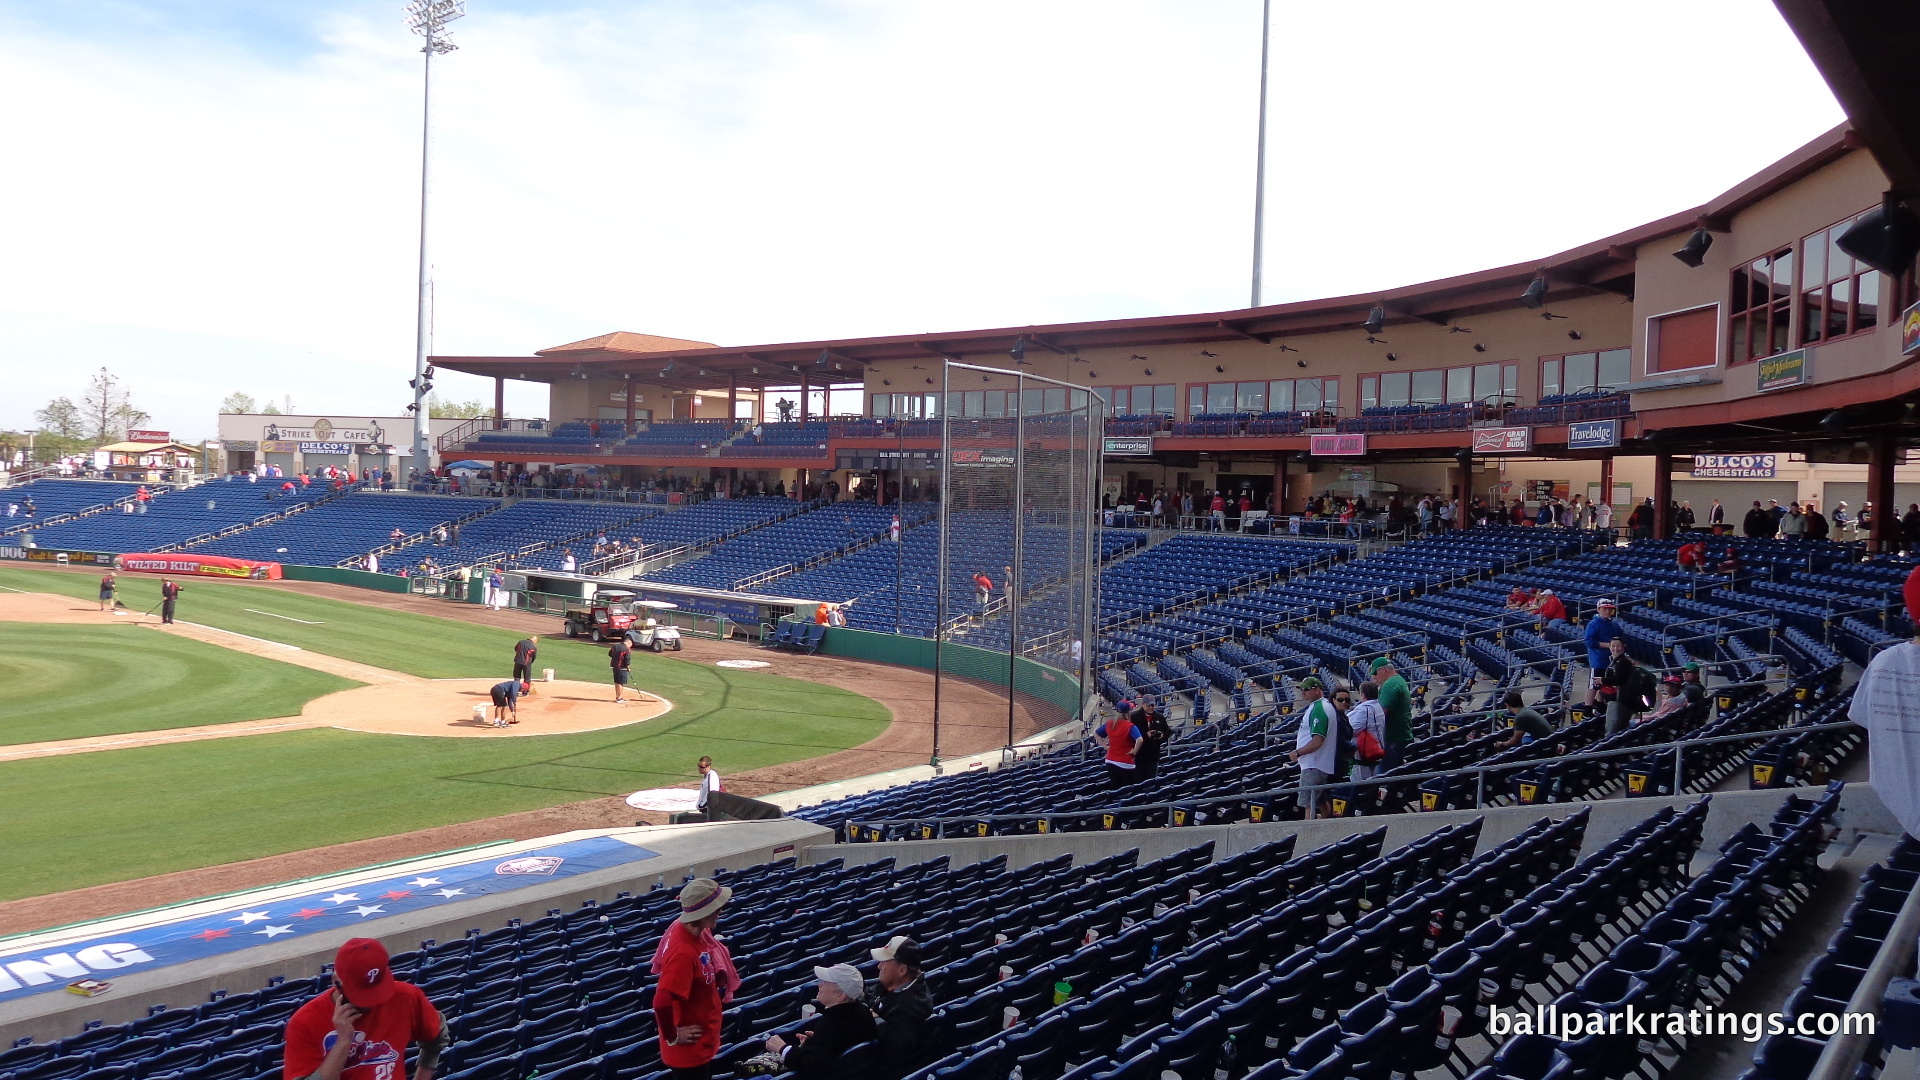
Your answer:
1628,148 -> 1899,412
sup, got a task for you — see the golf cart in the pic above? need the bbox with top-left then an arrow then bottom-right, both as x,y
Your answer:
631,600 -> 683,652
564,590 -> 639,643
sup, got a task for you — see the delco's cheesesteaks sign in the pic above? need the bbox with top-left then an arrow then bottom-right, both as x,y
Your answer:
1692,454 -> 1778,479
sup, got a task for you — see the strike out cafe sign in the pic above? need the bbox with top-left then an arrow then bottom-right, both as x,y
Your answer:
258,418 -> 388,444
1692,454 -> 1778,479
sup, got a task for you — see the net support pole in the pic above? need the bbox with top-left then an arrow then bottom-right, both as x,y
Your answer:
1007,372 -> 1026,754
931,362 -> 951,767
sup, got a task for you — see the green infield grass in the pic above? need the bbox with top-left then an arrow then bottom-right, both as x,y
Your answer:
0,564 -> 891,902
0,624 -> 359,745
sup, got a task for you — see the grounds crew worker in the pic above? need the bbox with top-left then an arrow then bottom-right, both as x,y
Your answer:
512,636 -> 538,693
609,637 -> 633,704
160,579 -> 181,625
489,680 -> 521,725
283,937 -> 448,1080
98,571 -> 117,612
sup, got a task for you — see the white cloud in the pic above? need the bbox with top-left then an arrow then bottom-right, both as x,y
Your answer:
0,0 -> 1842,438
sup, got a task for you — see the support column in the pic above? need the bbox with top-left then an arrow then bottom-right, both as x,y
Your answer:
728,377 -> 738,424
1869,433 -> 1897,553
1598,455 -> 1615,519
1272,459 -> 1289,515
876,469 -> 888,507
623,375 -> 636,429
1653,451 -> 1674,539
493,376 -> 505,429
800,373 -> 810,425
1454,450 -> 1472,529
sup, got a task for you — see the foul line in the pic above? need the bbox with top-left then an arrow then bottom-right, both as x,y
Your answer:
172,621 -> 303,651
244,609 -> 326,625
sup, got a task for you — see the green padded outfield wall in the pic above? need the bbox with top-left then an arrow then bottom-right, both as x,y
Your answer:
811,625 -> 1083,723
278,564 -> 411,593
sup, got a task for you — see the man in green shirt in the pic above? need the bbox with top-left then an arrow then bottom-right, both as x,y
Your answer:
1372,657 -> 1413,769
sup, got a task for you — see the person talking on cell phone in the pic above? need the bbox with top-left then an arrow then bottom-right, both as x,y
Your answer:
282,937 -> 448,1080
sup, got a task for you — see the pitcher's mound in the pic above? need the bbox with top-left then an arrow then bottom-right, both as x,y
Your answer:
315,679 -> 673,737
0,592 -> 159,624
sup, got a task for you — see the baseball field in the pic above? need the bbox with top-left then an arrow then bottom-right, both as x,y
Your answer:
0,564 -> 891,903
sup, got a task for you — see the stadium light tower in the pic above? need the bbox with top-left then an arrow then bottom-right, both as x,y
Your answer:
405,0 -> 465,475
1249,0 -> 1271,308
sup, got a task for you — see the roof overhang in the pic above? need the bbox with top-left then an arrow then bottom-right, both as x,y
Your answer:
1775,0 -> 1920,197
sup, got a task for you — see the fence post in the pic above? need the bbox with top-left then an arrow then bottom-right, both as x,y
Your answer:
1671,744 -> 1685,795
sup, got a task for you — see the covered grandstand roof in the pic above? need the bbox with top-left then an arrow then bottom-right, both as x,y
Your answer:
435,124 -> 1858,394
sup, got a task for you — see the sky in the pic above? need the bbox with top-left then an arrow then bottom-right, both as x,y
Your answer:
0,0 -> 1846,441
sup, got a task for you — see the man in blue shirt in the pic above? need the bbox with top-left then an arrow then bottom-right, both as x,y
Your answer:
1583,598 -> 1621,711
489,679 -> 521,726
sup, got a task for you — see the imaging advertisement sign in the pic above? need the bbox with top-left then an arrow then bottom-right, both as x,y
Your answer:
1692,453 -> 1777,479
949,448 -> 1017,468
1566,419 -> 1620,450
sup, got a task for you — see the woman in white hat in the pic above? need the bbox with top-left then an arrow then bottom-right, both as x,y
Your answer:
651,878 -> 740,1078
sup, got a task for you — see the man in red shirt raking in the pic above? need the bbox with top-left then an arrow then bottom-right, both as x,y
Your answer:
283,938 -> 448,1080
652,878 -> 741,1079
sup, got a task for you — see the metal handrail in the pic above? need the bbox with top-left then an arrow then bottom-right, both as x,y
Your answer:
843,717 -> 1859,831
1808,863 -> 1920,1080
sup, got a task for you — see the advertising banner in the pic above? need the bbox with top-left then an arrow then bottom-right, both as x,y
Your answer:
1903,301 -> 1920,357
297,442 -> 354,455
949,448 -> 1017,468
1692,453 -> 1777,479
1756,349 -> 1810,392
117,554 -> 284,580
1309,434 -> 1367,456
1566,419 -> 1621,450
125,429 -> 171,442
0,547 -> 116,565
1470,427 -> 1532,454
259,441 -> 298,453
1102,436 -> 1154,456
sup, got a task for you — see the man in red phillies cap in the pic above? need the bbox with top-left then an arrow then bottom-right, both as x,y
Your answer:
283,937 -> 448,1080
1851,565 -> 1920,840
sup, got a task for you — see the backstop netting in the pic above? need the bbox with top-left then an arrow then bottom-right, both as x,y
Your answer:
935,362 -> 1102,755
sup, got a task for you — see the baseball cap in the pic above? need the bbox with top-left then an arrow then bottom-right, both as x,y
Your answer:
1683,662 -> 1701,672
677,878 -> 732,924
334,938 -> 398,1008
1596,598 -> 1617,608
1538,589 -> 1553,596
1369,657 -> 1394,673
814,963 -> 865,1000
1297,676 -> 1324,690
871,935 -> 922,967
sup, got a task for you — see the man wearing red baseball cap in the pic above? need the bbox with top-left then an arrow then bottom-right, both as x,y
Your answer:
283,937 -> 447,1080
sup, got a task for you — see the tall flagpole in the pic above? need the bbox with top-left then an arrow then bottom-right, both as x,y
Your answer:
1250,0 -> 1271,308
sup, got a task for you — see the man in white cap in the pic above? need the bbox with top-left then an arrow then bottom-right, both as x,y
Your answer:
1582,598 -> 1622,711
870,936 -> 934,1076
764,963 -> 877,1077
651,878 -> 739,1079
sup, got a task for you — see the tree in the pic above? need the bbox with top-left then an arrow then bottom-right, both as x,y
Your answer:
34,397 -> 84,439
220,392 -> 258,414
428,395 -> 491,419
80,368 -> 149,446
261,401 -> 281,415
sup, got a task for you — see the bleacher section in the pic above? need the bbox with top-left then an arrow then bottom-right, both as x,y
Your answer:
385,501 -> 664,575
0,479 -> 148,534
186,493 -> 490,567
773,515 -> 1145,636
15,478 -> 333,554
719,422 -> 831,459
645,503 -> 936,591
6,789 -> 1864,1080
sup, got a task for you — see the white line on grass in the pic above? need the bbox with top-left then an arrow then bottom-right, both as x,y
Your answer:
243,609 -> 326,624
173,621 -> 303,650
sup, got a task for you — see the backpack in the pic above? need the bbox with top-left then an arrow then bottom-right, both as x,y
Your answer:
1332,706 -> 1357,775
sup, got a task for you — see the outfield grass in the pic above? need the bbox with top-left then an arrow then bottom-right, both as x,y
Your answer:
0,624 -> 359,744
0,564 -> 891,901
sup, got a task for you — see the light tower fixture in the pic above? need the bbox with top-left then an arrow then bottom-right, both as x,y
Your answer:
404,0 -> 466,473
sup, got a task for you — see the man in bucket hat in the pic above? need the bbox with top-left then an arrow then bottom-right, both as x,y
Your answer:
283,937 -> 448,1080
652,878 -> 740,1079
